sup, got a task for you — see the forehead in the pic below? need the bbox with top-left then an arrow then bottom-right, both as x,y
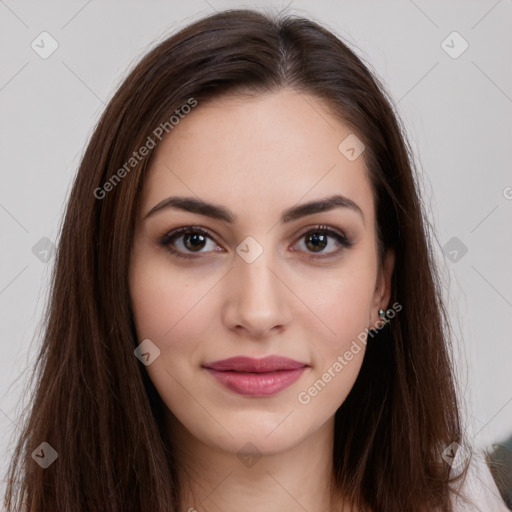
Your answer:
140,88 -> 374,227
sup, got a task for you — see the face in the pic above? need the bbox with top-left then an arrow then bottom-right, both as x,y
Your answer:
128,87 -> 394,456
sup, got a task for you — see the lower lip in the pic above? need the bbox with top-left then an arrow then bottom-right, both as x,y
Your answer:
204,367 -> 307,396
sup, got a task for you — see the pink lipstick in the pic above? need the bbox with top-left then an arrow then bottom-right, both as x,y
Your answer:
202,356 -> 308,396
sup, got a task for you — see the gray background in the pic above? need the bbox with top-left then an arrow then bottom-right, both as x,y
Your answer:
1,0 -> 511,488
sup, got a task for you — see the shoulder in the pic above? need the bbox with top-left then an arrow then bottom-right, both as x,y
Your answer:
449,449 -> 509,512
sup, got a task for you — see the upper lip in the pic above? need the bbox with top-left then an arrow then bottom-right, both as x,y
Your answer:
202,356 -> 308,373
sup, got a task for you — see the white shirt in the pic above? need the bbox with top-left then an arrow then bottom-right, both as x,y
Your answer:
450,451 -> 509,511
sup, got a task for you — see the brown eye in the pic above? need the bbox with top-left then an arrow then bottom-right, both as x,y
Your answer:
304,232 -> 328,252
159,226 -> 221,259
293,225 -> 353,258
182,232 -> 208,251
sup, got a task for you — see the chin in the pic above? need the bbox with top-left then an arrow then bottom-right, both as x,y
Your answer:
171,404 -> 313,456
204,424 -> 309,457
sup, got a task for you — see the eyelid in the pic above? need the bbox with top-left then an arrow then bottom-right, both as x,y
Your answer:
294,223 -> 348,241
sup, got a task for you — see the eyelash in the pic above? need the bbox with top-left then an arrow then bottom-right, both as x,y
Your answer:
157,224 -> 354,260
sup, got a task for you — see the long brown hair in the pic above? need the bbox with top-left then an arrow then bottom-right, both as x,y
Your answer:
3,8 -> 473,511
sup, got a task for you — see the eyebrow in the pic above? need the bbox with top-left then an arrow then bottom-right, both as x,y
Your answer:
144,193 -> 364,225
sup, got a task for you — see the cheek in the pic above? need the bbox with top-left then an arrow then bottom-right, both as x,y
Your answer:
297,255 -> 376,405
129,255 -> 219,416
306,264 -> 376,344
129,252 -> 220,359
130,252 -> 220,389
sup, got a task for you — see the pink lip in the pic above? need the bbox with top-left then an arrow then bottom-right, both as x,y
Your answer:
202,356 -> 309,396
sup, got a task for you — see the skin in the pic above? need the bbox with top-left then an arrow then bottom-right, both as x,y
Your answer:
129,87 -> 394,512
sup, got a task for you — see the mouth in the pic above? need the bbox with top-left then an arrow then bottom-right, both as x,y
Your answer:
202,356 -> 309,396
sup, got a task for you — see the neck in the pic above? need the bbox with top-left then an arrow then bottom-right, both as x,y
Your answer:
165,412 -> 349,512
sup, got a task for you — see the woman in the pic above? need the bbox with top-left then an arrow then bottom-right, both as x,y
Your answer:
3,8 -> 508,512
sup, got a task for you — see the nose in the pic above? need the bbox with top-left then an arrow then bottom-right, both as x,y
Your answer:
222,249 -> 292,339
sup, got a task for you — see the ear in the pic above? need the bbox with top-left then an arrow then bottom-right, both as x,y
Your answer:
371,248 -> 395,325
